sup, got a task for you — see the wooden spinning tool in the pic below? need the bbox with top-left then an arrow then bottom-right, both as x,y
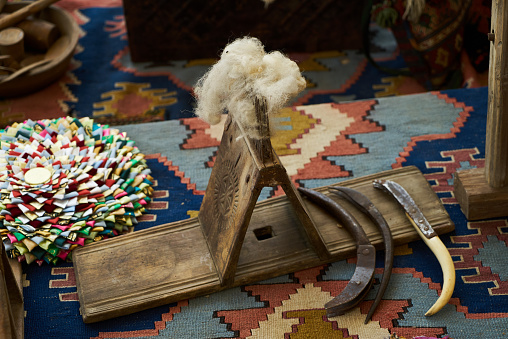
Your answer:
73,98 -> 455,323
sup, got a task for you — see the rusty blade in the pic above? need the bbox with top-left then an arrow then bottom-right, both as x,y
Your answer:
324,244 -> 376,317
328,186 -> 394,323
297,187 -> 375,318
372,179 -> 437,239
298,187 -> 371,245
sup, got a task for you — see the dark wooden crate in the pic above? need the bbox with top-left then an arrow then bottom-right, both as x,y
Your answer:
122,0 -> 365,62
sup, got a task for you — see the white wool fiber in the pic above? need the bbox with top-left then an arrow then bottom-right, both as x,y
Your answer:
194,37 -> 306,138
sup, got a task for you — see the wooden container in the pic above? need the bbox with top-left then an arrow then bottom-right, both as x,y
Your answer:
0,2 -> 79,98
122,0 -> 364,62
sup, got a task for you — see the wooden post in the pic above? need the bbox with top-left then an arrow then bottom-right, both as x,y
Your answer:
454,0 -> 508,220
486,0 -> 508,187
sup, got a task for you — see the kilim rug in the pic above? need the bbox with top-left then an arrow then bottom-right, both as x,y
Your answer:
0,0 -> 488,127
1,1 -> 504,339
13,85 -> 508,339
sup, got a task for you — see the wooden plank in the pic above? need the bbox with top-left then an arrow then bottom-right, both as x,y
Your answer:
301,166 -> 453,256
454,167 -> 508,220
234,166 -> 452,285
73,218 -> 220,322
73,166 -> 454,323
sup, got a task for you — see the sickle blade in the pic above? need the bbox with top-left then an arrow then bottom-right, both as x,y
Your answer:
324,244 -> 376,317
373,179 -> 456,316
328,186 -> 394,323
297,187 -> 376,317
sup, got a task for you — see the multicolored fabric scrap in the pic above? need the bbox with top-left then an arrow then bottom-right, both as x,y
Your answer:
0,117 -> 153,265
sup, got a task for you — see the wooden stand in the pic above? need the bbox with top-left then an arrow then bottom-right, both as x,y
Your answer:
73,100 -> 454,323
1,242 -> 24,339
198,100 -> 330,286
454,0 -> 508,220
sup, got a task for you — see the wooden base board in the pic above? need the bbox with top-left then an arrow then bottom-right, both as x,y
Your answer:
8,259 -> 23,297
1,244 -> 24,339
454,167 -> 508,220
73,166 -> 454,323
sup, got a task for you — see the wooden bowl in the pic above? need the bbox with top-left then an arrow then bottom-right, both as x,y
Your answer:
0,2 -> 79,97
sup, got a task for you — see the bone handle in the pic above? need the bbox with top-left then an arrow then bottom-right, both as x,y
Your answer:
410,216 -> 456,316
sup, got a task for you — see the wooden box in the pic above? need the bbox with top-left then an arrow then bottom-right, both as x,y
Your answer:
122,0 -> 364,62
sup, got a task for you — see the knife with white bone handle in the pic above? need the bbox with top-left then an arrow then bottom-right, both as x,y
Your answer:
372,179 -> 455,316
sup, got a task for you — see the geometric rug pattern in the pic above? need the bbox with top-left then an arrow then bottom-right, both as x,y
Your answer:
0,1 -> 501,338
19,86 -> 508,339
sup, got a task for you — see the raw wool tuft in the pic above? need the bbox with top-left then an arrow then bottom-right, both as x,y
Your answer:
194,37 -> 306,139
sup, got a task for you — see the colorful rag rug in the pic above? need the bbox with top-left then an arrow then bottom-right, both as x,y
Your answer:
0,117 -> 154,265
13,86 -> 508,339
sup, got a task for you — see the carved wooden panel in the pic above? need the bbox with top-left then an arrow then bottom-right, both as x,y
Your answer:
198,114 -> 262,285
198,98 -> 330,285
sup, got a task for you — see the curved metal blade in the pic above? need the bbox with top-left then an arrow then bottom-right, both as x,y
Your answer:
328,186 -> 394,323
324,244 -> 376,317
298,187 -> 371,246
298,187 -> 376,317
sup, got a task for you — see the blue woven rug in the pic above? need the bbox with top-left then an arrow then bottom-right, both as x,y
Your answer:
15,85 -> 508,339
2,0 -> 487,127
